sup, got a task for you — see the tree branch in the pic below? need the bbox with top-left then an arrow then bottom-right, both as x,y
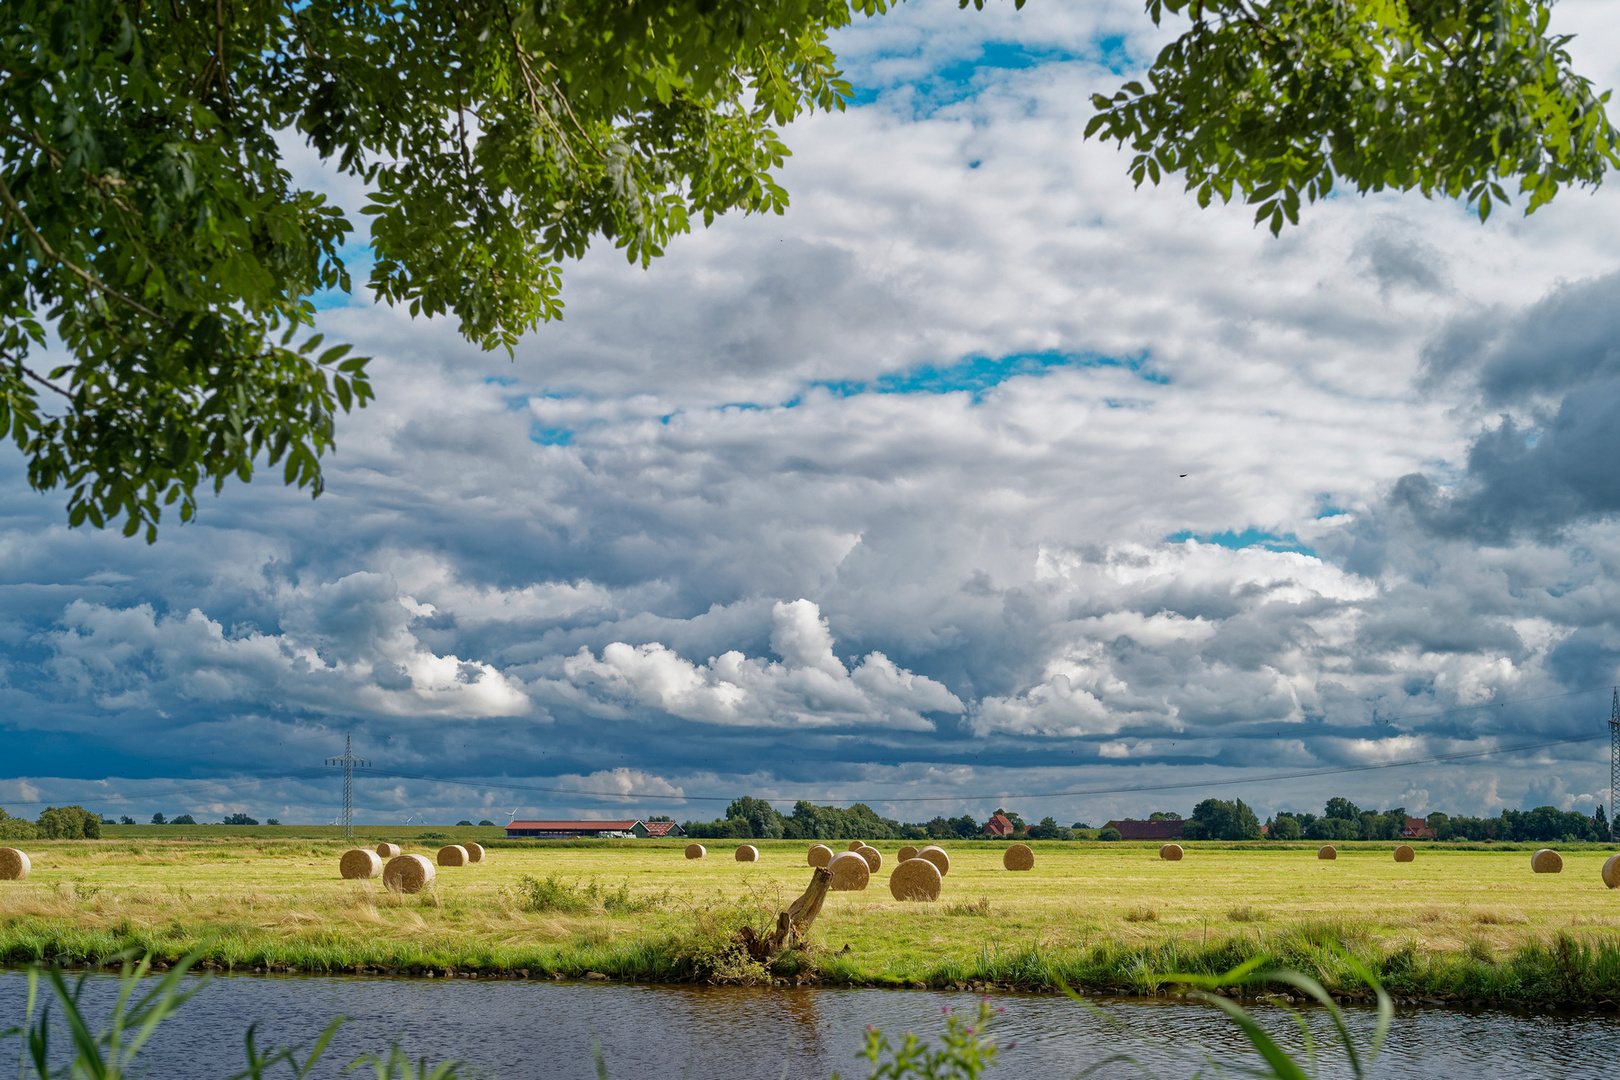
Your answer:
0,174 -> 174,327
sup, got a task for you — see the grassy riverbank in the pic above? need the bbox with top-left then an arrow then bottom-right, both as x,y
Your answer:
3,837 -> 1618,1005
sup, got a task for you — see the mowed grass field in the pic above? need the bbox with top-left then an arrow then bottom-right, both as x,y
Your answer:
3,837 -> 1619,1003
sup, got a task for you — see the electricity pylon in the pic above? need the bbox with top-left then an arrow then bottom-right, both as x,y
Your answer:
325,733 -> 370,842
1610,689 -> 1619,841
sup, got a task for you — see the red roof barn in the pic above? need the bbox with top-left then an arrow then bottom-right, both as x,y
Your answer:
984,813 -> 1016,837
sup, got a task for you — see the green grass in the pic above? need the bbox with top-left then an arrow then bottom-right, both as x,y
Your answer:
4,838 -> 1619,1004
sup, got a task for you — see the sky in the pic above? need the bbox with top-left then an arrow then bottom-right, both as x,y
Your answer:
4,0 -> 1620,828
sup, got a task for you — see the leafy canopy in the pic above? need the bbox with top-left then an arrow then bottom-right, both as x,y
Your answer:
1,0 -> 882,539
2,0 -> 1615,540
1087,0 -> 1619,233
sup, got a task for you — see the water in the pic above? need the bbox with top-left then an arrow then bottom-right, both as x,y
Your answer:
2,972 -> 1617,1080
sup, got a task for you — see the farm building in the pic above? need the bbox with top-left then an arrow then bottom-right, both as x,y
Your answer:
1401,817 -> 1437,839
1103,819 -> 1186,841
983,813 -> 1016,837
643,821 -> 687,838
505,820 -> 651,839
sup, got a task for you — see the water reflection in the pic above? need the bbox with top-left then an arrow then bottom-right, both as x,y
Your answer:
1,973 -> 1616,1080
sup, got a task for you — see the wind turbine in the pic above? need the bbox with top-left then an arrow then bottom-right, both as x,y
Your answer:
505,807 -> 522,824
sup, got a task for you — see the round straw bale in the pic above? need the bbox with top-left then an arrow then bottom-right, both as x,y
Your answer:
437,845 -> 469,867
0,848 -> 30,881
1003,843 -> 1035,871
1159,844 -> 1183,862
806,844 -> 832,868
1531,848 -> 1563,874
735,845 -> 759,862
898,845 -> 918,863
383,854 -> 435,893
375,842 -> 401,859
827,851 -> 871,891
463,842 -> 485,863
1317,845 -> 1337,860
685,843 -> 706,860
1393,844 -> 1415,863
339,848 -> 383,879
889,857 -> 943,901
917,846 -> 950,876
848,841 -> 866,851
856,846 -> 882,872
1603,853 -> 1620,889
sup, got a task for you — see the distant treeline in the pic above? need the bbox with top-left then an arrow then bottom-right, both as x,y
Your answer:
684,794 -> 1616,843
682,798 -> 1084,841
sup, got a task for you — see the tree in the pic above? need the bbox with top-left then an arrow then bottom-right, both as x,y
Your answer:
1324,798 -> 1362,822
150,812 -> 166,825
36,805 -> 101,839
1188,798 -> 1262,841
6,0 -> 1613,539
266,818 -> 280,825
1147,811 -> 1182,821
169,813 -> 196,825
222,812 -> 259,825
1088,0 -> 1618,235
725,796 -> 785,839
1268,814 -> 1301,841
119,815 -> 134,825
1097,827 -> 1122,842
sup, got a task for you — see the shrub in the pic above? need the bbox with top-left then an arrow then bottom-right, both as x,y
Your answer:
169,814 -> 196,826
455,819 -> 473,826
503,874 -> 665,914
1097,827 -> 1122,842
478,819 -> 495,826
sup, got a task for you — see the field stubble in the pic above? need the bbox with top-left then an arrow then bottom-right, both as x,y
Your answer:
3,838 -> 1619,1004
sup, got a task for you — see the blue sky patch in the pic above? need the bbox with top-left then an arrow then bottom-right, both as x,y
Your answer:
799,350 -> 1163,405
1166,528 -> 1319,558
530,426 -> 574,446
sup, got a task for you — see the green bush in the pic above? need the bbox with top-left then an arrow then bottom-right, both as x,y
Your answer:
1097,827 -> 1122,842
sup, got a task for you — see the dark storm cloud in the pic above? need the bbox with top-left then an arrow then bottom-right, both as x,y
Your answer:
1391,272 -> 1620,543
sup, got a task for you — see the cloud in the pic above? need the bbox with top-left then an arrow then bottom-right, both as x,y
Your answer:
553,599 -> 962,730
43,575 -> 530,720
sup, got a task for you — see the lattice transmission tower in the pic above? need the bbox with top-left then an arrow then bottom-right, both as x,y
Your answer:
325,733 -> 370,842
1611,689 -> 1619,841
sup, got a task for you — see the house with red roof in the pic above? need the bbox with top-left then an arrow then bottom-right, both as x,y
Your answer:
1401,817 -> 1437,839
983,813 -> 1016,837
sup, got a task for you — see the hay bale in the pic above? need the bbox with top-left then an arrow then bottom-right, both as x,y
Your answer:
806,844 -> 832,868
1159,844 -> 1183,861
685,843 -> 706,860
827,851 -> 871,891
1003,843 -> 1034,871
0,848 -> 30,882
437,845 -> 469,867
1531,848 -> 1563,874
463,842 -> 485,863
1603,853 -> 1620,890
917,846 -> 950,876
735,845 -> 759,862
856,846 -> 882,872
889,857 -> 943,901
898,845 -> 918,863
1317,845 -> 1337,860
383,854 -> 435,894
1393,844 -> 1415,863
375,842 -> 401,859
339,848 -> 383,880
848,841 -> 866,851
